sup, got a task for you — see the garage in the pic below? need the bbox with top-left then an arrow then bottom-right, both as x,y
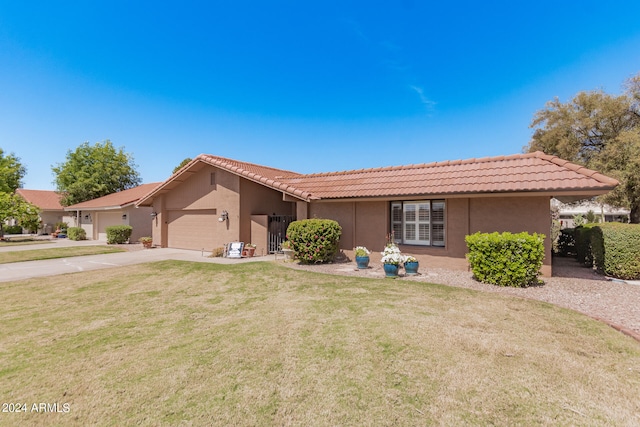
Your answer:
167,210 -> 217,251
97,212 -> 126,241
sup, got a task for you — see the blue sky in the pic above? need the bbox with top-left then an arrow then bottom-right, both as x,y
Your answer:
1,1 -> 640,190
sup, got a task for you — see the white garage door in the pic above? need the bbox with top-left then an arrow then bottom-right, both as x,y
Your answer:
98,212 -> 125,241
167,210 -> 217,251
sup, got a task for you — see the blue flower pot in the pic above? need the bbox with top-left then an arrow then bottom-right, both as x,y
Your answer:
404,261 -> 419,276
383,263 -> 400,278
355,256 -> 370,269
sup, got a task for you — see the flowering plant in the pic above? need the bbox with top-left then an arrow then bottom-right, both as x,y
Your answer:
404,255 -> 418,263
354,246 -> 370,257
281,240 -> 292,250
381,243 -> 406,265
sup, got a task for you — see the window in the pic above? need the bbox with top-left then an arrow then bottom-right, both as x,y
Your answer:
390,200 -> 445,247
210,172 -> 216,187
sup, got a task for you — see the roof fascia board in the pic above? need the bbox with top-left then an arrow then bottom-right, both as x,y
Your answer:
308,189 -> 614,203
64,205 -> 123,212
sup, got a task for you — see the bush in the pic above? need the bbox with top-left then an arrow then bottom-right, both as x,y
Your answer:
574,224 -> 598,267
67,227 -> 86,241
466,231 -> 546,287
4,225 -> 23,234
286,219 -> 342,264
591,223 -> 640,280
105,225 -> 133,244
555,228 -> 576,257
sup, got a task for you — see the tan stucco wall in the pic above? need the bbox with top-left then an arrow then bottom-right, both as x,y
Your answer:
468,196 -> 552,276
152,166 -> 241,250
309,202 -> 356,251
239,178 -> 295,246
150,165 -> 295,251
39,210 -> 75,234
125,206 -> 153,242
310,196 -> 552,276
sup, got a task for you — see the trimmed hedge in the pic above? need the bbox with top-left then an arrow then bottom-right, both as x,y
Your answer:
555,228 -> 576,257
286,219 -> 342,264
4,225 -> 23,234
466,231 -> 546,287
67,227 -> 87,241
591,223 -> 640,280
105,225 -> 133,244
574,224 -> 598,267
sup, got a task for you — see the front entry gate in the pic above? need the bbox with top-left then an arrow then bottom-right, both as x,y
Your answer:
268,215 -> 295,253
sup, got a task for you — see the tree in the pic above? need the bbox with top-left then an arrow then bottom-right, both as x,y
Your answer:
52,140 -> 142,206
526,73 -> 640,223
172,157 -> 192,174
0,148 -> 27,193
0,192 -> 40,238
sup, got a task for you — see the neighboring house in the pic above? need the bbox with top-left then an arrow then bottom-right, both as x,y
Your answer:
552,198 -> 630,228
65,183 -> 161,242
136,151 -> 618,276
15,189 -> 76,234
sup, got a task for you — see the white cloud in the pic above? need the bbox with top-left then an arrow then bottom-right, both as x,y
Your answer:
410,85 -> 436,112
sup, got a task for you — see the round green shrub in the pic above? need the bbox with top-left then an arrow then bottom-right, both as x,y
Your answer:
466,231 -> 546,287
67,227 -> 87,241
286,219 -> 342,264
105,225 -> 133,244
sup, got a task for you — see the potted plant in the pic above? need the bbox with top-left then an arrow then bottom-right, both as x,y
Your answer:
139,236 -> 153,249
244,243 -> 256,257
404,255 -> 419,276
354,246 -> 370,269
381,243 -> 405,278
281,240 -> 294,261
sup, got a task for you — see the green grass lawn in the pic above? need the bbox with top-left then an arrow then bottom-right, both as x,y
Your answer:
0,261 -> 638,426
0,239 -> 52,246
0,246 -> 125,264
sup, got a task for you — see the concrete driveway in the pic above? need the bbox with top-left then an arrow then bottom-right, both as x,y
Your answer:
0,238 -> 276,282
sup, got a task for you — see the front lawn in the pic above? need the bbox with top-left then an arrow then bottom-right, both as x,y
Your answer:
0,261 -> 638,426
0,246 -> 125,264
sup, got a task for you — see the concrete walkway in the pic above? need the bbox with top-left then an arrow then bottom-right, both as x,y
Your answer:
0,238 -> 277,282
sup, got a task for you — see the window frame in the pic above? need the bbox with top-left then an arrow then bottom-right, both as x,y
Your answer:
390,200 -> 445,247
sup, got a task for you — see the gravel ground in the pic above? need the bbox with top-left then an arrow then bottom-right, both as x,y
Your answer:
283,256 -> 640,341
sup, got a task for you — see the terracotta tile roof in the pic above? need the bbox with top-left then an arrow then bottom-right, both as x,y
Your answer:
137,151 -> 619,205
65,183 -> 162,210
276,151 -> 619,199
137,154 -> 311,205
16,189 -> 64,210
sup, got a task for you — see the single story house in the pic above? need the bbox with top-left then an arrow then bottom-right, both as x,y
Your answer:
15,189 -> 76,234
136,152 -> 618,276
65,183 -> 161,241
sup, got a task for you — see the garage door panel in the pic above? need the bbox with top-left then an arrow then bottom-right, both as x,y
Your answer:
98,212 -> 125,241
167,210 -> 216,251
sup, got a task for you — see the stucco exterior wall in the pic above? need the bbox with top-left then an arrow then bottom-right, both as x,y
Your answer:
125,205 -> 153,242
38,210 -> 75,234
309,202 -> 356,251
151,165 -> 241,250
310,195 -> 552,276
239,178 -> 296,246
150,165 -> 296,252
468,196 -> 552,276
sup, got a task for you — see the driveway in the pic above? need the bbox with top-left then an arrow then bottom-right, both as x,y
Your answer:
0,239 -> 276,282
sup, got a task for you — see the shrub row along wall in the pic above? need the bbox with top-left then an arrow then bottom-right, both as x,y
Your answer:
574,224 -> 598,266
465,231 -> 545,287
591,223 -> 640,280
